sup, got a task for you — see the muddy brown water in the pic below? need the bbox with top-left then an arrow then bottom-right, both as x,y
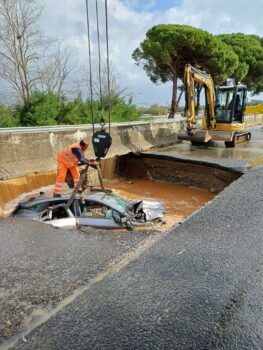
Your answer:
104,178 -> 215,230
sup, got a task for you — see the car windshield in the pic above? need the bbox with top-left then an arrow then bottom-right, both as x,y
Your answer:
102,194 -> 129,212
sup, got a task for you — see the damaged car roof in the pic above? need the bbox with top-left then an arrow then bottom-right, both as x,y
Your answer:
19,192 -> 127,211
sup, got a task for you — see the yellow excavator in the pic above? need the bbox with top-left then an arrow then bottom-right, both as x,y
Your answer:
178,64 -> 251,147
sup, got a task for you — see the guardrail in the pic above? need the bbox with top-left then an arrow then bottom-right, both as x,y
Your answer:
0,118 -> 182,134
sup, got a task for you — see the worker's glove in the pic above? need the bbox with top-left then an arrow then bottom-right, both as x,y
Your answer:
88,160 -> 99,168
88,159 -> 98,166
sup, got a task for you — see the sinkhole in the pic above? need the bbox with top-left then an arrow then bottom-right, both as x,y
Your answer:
0,153 -> 241,231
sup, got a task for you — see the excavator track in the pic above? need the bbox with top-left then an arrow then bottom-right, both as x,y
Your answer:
225,132 -> 251,148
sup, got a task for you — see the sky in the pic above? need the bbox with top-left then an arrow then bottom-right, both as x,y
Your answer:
42,0 -> 263,106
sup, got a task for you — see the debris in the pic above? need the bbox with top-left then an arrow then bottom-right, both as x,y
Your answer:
22,336 -> 27,343
177,249 -> 186,255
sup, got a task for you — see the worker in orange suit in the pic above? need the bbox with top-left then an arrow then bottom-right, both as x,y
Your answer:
53,139 -> 96,197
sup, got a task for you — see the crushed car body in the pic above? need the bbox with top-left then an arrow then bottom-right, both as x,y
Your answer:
13,192 -> 166,230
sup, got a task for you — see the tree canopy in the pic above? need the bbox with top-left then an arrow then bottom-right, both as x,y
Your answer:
132,24 -> 239,117
218,33 -> 263,94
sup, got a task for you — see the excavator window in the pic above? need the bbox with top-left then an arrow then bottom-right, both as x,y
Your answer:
232,91 -> 245,122
215,88 -> 246,124
215,89 -> 234,123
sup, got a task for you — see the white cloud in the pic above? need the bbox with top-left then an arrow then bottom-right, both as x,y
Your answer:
42,0 -> 263,105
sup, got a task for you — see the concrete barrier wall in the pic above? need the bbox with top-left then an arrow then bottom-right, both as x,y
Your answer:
0,120 -> 184,180
245,113 -> 263,126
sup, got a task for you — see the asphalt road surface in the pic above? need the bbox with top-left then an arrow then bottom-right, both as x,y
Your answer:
144,125 -> 263,172
0,126 -> 263,350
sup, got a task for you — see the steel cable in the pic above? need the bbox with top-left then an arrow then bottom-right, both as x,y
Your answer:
95,0 -> 105,127
85,0 -> 95,134
104,0 -> 111,134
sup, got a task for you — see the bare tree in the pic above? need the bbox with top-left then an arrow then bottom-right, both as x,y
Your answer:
0,0 -> 73,105
82,61 -> 133,104
96,62 -> 133,101
0,0 -> 44,105
38,44 -> 73,96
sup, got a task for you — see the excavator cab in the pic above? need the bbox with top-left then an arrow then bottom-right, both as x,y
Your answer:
215,85 -> 247,124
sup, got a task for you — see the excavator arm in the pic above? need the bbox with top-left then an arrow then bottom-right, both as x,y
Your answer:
184,64 -> 216,132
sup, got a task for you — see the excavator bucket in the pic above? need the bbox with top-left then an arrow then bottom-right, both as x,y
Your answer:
177,130 -> 212,143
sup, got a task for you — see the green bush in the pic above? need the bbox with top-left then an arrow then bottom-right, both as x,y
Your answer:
4,91 -> 140,127
59,97 -> 87,125
109,96 -> 139,122
0,105 -> 18,127
83,96 -> 139,124
17,92 -> 61,126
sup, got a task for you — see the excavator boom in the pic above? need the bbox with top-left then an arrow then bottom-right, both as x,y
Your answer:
184,64 -> 216,132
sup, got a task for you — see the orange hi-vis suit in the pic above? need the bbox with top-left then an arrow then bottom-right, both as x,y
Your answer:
53,143 -> 86,195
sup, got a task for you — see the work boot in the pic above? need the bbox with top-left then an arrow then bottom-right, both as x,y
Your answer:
53,194 -> 61,198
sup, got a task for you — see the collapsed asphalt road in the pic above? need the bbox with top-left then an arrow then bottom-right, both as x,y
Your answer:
0,127 -> 263,349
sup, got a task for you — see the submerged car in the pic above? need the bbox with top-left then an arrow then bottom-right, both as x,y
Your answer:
14,192 -> 166,230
